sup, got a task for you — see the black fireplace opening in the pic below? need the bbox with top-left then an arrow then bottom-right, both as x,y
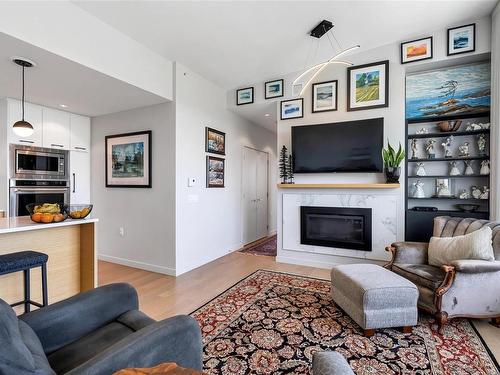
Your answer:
300,206 -> 372,251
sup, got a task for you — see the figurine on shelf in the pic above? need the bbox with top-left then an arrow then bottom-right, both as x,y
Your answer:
426,139 -> 436,159
416,162 -> 426,176
480,160 -> 490,175
459,189 -> 470,199
481,122 -> 491,130
411,180 -> 425,198
410,139 -> 419,159
464,160 -> 474,175
416,128 -> 429,135
471,186 -> 482,199
466,123 -> 482,131
436,179 -> 451,197
458,142 -> 470,157
477,134 -> 486,156
449,161 -> 461,176
442,136 -> 453,158
480,186 -> 489,200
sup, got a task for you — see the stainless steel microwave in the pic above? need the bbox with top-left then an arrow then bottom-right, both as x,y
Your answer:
13,146 -> 67,178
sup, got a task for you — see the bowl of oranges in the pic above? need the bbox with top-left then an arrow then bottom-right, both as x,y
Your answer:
65,205 -> 93,219
26,203 -> 68,224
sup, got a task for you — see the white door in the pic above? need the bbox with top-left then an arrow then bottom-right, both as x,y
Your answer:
242,147 -> 268,245
70,151 -> 91,204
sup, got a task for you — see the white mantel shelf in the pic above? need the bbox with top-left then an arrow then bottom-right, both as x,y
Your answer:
277,183 -> 400,189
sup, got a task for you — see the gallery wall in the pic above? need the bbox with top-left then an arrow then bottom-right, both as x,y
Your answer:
91,102 -> 177,274
175,62 -> 277,275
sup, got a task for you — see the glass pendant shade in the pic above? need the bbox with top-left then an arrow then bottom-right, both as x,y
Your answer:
13,119 -> 34,137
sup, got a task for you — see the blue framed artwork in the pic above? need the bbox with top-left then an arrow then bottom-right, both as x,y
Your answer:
405,62 -> 490,121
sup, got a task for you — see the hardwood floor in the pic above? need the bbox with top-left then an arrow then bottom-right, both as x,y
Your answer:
98,252 -> 500,362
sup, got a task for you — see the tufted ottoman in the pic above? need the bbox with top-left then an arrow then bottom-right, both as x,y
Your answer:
331,264 -> 418,336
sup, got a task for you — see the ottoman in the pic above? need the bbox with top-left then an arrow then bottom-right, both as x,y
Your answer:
331,264 -> 418,336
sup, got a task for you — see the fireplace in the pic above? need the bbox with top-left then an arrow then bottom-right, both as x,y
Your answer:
300,206 -> 372,251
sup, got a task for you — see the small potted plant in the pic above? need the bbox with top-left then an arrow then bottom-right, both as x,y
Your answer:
382,141 -> 405,183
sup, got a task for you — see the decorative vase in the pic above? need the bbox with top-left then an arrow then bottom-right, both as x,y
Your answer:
385,166 -> 401,183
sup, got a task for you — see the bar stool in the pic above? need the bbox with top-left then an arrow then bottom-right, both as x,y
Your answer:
0,251 -> 48,313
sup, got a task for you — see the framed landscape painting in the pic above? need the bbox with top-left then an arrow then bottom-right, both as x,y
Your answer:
405,61 -> 490,121
236,87 -> 254,105
205,127 -> 225,155
206,156 -> 225,188
265,79 -> 284,99
106,130 -> 152,188
280,98 -> 304,120
347,60 -> 389,111
312,80 -> 338,113
447,24 -> 475,56
400,37 -> 433,64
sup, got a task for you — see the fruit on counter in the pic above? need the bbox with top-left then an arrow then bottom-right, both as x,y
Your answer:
34,203 -> 61,214
69,207 -> 90,219
81,207 -> 90,217
41,213 -> 54,223
53,213 -> 65,223
31,212 -> 42,223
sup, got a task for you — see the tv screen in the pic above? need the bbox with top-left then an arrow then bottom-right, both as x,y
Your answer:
292,118 -> 384,173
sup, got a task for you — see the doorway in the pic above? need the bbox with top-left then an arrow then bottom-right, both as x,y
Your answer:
242,146 -> 269,245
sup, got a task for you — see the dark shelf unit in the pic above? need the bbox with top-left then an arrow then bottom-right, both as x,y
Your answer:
408,156 -> 489,163
406,111 -> 490,124
408,197 -> 486,201
408,174 -> 488,179
408,129 -> 489,139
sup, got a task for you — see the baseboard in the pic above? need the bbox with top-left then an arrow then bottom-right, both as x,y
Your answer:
276,255 -> 384,269
98,254 -> 176,276
268,229 -> 277,236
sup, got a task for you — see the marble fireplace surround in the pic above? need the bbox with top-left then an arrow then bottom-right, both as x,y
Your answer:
281,193 -> 401,262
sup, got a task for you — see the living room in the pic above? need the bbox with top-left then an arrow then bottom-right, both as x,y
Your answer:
0,1 -> 499,374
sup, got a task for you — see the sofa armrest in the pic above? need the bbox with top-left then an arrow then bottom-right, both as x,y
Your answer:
20,283 -> 138,354
66,315 -> 203,375
450,260 -> 500,273
312,352 -> 354,375
385,242 -> 428,267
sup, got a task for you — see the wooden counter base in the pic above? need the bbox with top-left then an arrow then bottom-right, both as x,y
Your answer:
0,222 -> 96,312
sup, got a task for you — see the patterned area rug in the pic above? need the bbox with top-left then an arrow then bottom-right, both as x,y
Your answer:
239,236 -> 277,256
191,270 -> 499,375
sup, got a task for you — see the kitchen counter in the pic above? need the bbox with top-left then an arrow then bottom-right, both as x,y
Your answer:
0,216 -> 98,311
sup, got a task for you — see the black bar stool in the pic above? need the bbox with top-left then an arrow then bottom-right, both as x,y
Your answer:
0,251 -> 48,313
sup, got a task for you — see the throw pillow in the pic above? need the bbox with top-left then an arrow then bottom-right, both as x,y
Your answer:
428,226 -> 495,267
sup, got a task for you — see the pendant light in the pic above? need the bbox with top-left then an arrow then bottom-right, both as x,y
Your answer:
12,58 -> 35,137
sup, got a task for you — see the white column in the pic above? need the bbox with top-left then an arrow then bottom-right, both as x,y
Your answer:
491,4 -> 500,220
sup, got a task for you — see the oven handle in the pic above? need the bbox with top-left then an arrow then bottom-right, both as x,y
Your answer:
12,188 -> 70,193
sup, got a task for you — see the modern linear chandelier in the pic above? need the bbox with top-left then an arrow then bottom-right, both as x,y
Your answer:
293,20 -> 360,97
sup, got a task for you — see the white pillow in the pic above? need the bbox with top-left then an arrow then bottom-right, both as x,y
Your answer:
428,226 -> 495,267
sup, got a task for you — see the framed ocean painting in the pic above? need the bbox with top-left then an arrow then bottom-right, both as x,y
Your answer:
405,62 -> 490,121
280,98 -> 303,120
347,60 -> 389,111
312,80 -> 338,113
265,79 -> 284,99
236,87 -> 254,105
447,24 -> 475,56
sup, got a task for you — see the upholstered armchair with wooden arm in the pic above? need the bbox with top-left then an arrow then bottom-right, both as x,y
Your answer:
385,216 -> 500,330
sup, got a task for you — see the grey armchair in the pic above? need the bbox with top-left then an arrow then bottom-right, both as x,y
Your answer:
386,216 -> 500,330
0,283 -> 203,375
312,352 -> 354,375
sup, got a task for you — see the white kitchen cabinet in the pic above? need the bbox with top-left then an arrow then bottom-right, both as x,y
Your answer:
7,99 -> 43,147
42,108 -> 70,150
70,151 -> 91,204
70,114 -> 90,152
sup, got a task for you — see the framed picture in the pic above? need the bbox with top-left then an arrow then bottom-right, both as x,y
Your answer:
292,83 -> 303,97
264,79 -> 284,99
205,127 -> 225,155
280,98 -> 304,120
400,36 -> 433,64
236,87 -> 254,105
105,130 -> 152,188
347,60 -> 389,111
312,80 -> 338,113
206,156 -> 225,188
447,23 -> 475,56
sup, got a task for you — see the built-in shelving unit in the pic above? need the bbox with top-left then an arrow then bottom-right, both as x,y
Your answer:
277,183 -> 400,189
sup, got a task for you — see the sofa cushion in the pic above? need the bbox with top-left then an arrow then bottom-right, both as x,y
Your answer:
18,321 -> 55,375
392,263 -> 446,290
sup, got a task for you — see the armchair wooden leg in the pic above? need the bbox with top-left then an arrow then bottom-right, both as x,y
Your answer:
435,311 -> 448,333
491,317 -> 500,327
363,329 -> 375,337
401,326 -> 412,334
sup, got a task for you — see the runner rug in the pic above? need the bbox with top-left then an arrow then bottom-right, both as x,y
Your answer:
239,236 -> 277,257
191,269 -> 499,374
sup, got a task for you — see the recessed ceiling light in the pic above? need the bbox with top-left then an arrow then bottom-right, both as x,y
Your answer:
59,104 -> 68,108
265,113 -> 270,117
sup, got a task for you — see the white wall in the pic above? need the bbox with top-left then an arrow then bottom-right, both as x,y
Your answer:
91,103 -> 176,275
0,2 -> 173,100
491,4 -> 500,220
175,63 -> 277,275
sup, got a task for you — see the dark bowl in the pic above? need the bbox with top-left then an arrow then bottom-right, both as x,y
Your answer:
65,204 -> 93,219
26,203 -> 68,224
455,204 -> 480,213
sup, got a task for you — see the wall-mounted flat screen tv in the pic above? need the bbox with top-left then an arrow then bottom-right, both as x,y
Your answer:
292,118 -> 384,173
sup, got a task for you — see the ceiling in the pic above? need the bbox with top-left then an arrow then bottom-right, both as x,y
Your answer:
75,0 -> 497,90
0,32 -> 167,117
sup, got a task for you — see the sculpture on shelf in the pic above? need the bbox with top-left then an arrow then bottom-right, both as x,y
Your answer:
477,134 -> 486,156
480,160 -> 490,175
480,186 -> 489,200
464,160 -> 474,175
471,186 -> 482,199
459,189 -> 470,199
449,161 -> 461,176
441,136 -> 453,158
481,122 -> 491,129
425,139 -> 436,159
466,123 -> 482,131
411,180 -> 425,198
458,142 -> 470,157
410,139 -> 419,159
436,179 -> 452,197
416,128 -> 429,135
416,162 -> 426,176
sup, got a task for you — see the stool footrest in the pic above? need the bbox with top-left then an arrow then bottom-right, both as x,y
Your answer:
10,300 -> 44,309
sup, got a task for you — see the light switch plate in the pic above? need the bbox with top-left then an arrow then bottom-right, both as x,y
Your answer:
188,177 -> 196,187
